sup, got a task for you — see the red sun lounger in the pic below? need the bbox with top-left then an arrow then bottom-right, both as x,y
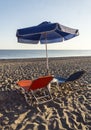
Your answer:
17,75 -> 54,104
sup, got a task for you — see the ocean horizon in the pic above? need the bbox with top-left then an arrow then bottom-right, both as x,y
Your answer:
0,50 -> 91,59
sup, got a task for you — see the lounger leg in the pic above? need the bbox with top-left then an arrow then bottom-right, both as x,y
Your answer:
47,84 -> 53,99
31,90 -> 39,104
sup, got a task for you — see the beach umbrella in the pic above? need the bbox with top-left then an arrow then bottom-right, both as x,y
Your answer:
16,21 -> 79,73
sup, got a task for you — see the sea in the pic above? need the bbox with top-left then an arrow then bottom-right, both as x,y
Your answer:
0,50 -> 91,59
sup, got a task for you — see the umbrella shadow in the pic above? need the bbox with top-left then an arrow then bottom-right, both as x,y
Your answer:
0,90 -> 40,130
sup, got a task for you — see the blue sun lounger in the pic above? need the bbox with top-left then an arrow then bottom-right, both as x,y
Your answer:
54,70 -> 85,85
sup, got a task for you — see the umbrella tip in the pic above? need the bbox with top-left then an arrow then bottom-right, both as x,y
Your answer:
39,21 -> 51,26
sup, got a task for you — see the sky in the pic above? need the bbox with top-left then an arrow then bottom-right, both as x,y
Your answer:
0,0 -> 91,50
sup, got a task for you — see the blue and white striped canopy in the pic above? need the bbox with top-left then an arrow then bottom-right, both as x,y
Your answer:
16,21 -> 79,44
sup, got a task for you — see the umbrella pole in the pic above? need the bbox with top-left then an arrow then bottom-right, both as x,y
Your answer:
45,43 -> 49,73
44,32 -> 49,74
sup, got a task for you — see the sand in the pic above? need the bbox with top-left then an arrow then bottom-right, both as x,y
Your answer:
0,56 -> 91,130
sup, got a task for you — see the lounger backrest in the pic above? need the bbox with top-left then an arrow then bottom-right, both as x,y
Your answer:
66,70 -> 85,82
29,75 -> 53,90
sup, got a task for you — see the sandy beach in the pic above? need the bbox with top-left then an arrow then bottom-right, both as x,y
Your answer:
0,56 -> 91,130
